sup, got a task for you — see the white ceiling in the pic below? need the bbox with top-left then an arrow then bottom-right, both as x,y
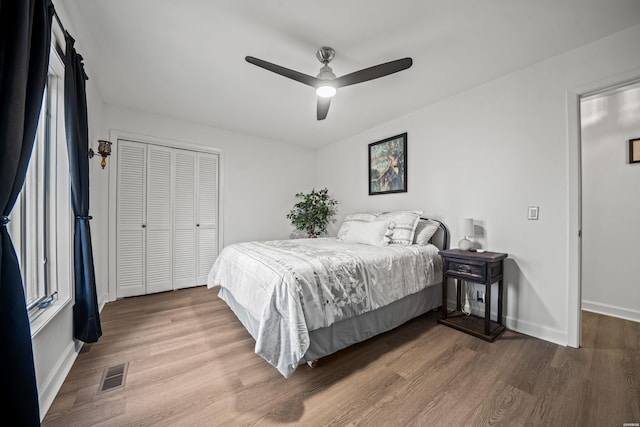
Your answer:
58,0 -> 640,147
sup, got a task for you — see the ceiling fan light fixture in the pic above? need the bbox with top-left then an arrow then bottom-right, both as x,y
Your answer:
316,85 -> 336,98
315,63 -> 337,97
245,46 -> 412,119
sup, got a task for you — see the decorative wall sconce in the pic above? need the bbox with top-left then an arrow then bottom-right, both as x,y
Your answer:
89,140 -> 112,169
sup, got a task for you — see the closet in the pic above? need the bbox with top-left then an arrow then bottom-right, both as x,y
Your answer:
116,139 -> 219,298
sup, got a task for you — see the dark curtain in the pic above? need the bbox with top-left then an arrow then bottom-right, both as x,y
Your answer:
0,0 -> 54,424
63,34 -> 102,343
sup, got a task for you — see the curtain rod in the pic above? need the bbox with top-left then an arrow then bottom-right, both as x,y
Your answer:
51,6 -> 89,80
52,8 -> 67,36
52,9 -> 66,60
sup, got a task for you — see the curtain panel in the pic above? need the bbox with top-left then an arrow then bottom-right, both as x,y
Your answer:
0,0 -> 55,424
63,34 -> 102,344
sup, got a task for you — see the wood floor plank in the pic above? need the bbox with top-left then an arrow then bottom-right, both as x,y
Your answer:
468,380 -> 537,427
42,287 -> 640,426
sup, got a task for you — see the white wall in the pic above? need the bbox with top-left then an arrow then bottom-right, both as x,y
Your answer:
316,24 -> 640,344
581,85 -> 640,322
103,105 -> 316,246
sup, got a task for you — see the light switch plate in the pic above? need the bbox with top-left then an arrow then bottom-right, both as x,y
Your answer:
528,206 -> 539,220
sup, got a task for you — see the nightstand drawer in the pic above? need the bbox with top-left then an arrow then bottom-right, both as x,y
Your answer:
446,260 -> 486,281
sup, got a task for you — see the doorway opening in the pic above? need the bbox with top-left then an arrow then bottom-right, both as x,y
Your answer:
571,78 -> 640,347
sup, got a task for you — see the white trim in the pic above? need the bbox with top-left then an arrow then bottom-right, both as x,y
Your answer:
446,298 -> 567,345
109,129 -> 223,155
38,340 -> 81,421
504,315 -> 567,346
566,89 -> 582,348
582,300 -> 640,324
566,67 -> 640,348
19,45 -> 73,336
30,297 -> 72,337
107,129 -> 224,302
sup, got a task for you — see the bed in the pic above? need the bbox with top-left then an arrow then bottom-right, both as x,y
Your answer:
207,212 -> 449,377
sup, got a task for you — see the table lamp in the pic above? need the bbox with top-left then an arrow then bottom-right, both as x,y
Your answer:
458,218 -> 474,251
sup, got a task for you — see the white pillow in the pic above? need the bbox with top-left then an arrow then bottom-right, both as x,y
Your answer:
376,211 -> 421,245
341,220 -> 394,246
413,219 -> 439,245
336,213 -> 379,240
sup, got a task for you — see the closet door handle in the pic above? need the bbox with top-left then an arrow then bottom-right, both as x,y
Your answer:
142,224 -> 146,228
196,224 -> 200,227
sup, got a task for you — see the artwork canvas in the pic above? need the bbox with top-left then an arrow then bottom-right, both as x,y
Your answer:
630,138 -> 640,164
368,133 -> 407,195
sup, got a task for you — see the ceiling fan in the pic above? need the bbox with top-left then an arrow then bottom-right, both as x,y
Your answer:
245,47 -> 413,120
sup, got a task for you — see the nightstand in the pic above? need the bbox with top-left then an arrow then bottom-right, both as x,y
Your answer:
438,249 -> 508,342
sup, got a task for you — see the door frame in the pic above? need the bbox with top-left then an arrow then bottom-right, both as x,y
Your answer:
107,129 -> 224,302
566,68 -> 640,348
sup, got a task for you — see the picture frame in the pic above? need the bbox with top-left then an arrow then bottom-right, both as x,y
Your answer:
629,138 -> 640,164
368,132 -> 407,195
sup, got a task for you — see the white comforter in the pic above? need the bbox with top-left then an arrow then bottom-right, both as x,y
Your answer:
207,237 -> 441,377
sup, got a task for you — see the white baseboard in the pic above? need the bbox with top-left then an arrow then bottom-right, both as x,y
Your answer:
99,292 -> 109,309
445,298 -> 568,346
582,300 -> 640,323
39,298 -> 106,420
39,340 -> 82,421
504,315 -> 567,346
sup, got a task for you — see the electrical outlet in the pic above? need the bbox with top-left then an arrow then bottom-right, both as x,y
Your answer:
476,290 -> 485,303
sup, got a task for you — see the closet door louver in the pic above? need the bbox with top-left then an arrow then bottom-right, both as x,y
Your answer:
146,145 -> 174,294
196,153 -> 219,285
116,139 -> 219,297
116,140 -> 147,297
173,150 -> 197,289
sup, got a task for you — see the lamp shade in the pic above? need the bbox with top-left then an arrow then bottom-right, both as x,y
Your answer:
460,218 -> 474,237
97,140 -> 112,155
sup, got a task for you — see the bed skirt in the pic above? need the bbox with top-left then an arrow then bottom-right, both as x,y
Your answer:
218,283 -> 442,368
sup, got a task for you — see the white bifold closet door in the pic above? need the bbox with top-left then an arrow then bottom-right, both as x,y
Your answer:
196,153 -> 219,284
116,140 -> 147,297
174,150 -> 219,288
116,139 -> 219,298
173,150 -> 197,289
145,145 -> 174,294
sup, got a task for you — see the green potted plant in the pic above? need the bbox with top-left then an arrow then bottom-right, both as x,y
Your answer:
287,188 -> 338,238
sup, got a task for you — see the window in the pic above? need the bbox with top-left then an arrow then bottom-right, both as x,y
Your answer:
8,46 -> 72,335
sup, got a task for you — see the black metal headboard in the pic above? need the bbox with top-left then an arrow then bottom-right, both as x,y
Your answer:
422,217 -> 449,251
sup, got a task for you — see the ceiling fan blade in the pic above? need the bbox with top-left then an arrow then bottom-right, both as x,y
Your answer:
334,57 -> 413,88
245,56 -> 320,87
317,97 -> 331,120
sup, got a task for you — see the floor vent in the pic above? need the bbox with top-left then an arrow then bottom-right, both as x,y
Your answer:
98,363 -> 128,394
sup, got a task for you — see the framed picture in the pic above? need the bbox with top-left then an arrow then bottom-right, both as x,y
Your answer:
630,138 -> 640,164
368,133 -> 407,195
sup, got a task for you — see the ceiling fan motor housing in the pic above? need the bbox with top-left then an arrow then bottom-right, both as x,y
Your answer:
316,47 -> 335,64
316,64 -> 336,81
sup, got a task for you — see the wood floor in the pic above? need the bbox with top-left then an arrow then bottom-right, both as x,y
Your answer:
43,286 -> 639,427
